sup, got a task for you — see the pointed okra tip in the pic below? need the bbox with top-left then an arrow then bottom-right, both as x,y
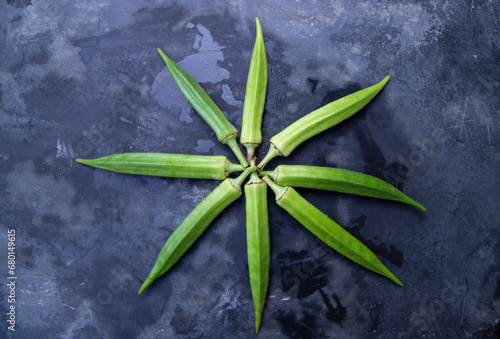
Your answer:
255,17 -> 262,30
410,199 -> 427,212
75,157 -> 106,169
378,75 -> 390,89
255,312 -> 262,333
398,189 -> 426,212
157,47 -> 166,57
381,266 -> 403,287
390,274 -> 404,287
75,158 -> 91,166
231,166 -> 254,188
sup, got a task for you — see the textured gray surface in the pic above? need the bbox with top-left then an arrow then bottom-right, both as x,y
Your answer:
1,1 -> 499,338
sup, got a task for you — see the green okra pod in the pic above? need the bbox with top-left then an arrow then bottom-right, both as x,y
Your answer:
76,153 -> 244,180
262,176 -> 403,286
241,17 -> 267,162
157,48 -> 248,167
258,76 -> 390,169
244,169 -> 269,333
138,168 -> 252,294
263,165 -> 425,211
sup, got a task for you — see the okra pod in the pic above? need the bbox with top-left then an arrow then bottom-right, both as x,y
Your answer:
138,168 -> 252,294
244,169 -> 269,333
258,76 -> 390,169
263,165 -> 425,211
241,18 -> 267,162
76,153 -> 244,180
262,176 -> 403,286
157,48 -> 248,167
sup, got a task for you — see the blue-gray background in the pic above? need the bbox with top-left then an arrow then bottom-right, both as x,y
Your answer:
1,1 -> 499,338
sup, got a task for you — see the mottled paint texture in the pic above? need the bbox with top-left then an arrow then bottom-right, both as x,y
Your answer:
0,1 -> 499,338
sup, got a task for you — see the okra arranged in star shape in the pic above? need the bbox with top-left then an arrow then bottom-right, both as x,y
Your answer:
76,18 -> 425,333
